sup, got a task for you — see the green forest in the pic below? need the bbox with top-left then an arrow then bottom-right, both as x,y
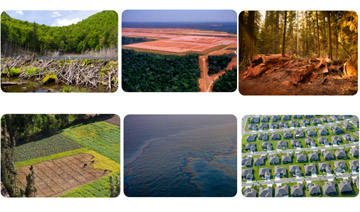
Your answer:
1,11 -> 118,56
239,11 -> 357,65
212,67 -> 237,92
208,54 -> 235,75
122,49 -> 201,92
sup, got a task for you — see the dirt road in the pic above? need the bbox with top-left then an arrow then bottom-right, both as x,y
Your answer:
198,55 -> 236,92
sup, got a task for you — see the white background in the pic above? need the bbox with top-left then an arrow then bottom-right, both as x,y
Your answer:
0,0 -> 359,211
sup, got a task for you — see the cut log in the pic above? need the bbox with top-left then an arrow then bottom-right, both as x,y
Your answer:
290,64 -> 315,85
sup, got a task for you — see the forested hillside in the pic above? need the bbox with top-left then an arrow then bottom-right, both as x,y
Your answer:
1,11 -> 118,56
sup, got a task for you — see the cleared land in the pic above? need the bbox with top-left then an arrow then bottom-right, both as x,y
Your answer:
16,153 -> 107,197
122,28 -> 236,55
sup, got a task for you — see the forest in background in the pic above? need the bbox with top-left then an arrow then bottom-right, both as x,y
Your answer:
239,11 -> 357,65
1,11 -> 118,57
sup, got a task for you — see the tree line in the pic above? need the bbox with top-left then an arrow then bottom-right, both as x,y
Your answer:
212,67 -> 237,92
239,11 -> 358,65
208,54 -> 235,75
1,11 -> 118,56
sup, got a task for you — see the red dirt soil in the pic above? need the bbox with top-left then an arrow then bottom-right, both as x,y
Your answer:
16,154 -> 109,197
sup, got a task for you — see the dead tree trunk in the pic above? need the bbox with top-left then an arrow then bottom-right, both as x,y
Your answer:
316,11 -> 320,58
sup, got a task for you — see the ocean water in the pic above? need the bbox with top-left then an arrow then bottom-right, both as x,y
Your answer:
124,115 -> 237,197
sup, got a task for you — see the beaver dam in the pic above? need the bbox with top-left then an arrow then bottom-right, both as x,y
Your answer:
1,58 -> 118,92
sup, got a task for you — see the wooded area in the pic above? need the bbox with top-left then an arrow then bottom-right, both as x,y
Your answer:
240,11 -> 357,63
1,11 -> 118,57
239,11 -> 358,95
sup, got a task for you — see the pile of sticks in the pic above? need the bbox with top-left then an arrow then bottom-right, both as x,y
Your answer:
1,58 -> 118,90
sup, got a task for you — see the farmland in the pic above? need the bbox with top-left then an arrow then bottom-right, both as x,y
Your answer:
242,115 -> 359,197
1,114 -> 120,197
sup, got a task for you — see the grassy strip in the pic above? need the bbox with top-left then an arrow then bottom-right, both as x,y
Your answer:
61,172 -> 120,197
15,148 -> 88,168
85,150 -> 120,173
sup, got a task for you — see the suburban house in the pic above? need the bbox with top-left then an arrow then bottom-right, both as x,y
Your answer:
259,186 -> 272,197
322,150 -> 335,160
318,128 -> 329,136
275,184 -> 289,197
290,121 -> 300,128
246,143 -> 257,152
349,147 -> 359,158
277,140 -> 288,149
242,157 -> 252,167
305,138 -> 316,147
283,115 -> 291,121
331,126 -> 344,135
268,155 -> 280,165
258,167 -> 271,180
291,183 -> 304,197
334,160 -> 347,173
282,154 -> 292,164
272,115 -> 281,122
291,139 -> 302,148
330,115 -> 342,122
301,119 -> 310,127
304,115 -> 313,119
243,188 -> 257,197
259,133 -> 269,141
323,181 -> 337,196
321,117 -> 331,123
262,142 -> 273,151
279,121 -> 289,129
295,152 -> 307,163
261,116 -> 270,122
283,131 -> 293,139
349,160 -> 359,172
289,165 -> 302,176
274,166 -> 287,178
270,122 -> 279,130
318,162 -> 332,173
335,149 -> 347,159
293,115 -> 303,119
242,169 -> 254,180
254,155 -> 266,166
342,134 -> 357,142
338,179 -> 353,194
331,136 -> 342,145
311,118 -> 321,126
259,123 -> 269,130
306,129 -> 317,137
246,134 -> 257,142
343,123 -> 354,131
318,137 -> 330,146
294,129 -> 305,138
249,124 -> 258,131
271,133 -> 281,140
304,163 -> 317,175
307,183 -> 321,196
308,151 -> 319,161
250,117 -> 260,124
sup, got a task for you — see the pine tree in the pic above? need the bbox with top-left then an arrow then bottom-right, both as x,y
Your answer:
25,165 -> 37,197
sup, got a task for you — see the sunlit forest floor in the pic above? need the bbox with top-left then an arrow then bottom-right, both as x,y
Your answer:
239,54 -> 358,95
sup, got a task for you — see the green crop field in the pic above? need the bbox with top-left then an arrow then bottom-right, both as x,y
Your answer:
61,172 -> 120,197
15,134 -> 84,162
61,121 -> 120,163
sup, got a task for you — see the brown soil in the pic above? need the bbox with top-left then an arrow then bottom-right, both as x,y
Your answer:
122,28 -> 236,55
104,115 -> 120,126
239,55 -> 358,95
16,153 -> 109,197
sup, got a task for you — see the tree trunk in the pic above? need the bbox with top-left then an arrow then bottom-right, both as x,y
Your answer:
241,11 -> 256,65
296,11 -> 299,54
327,12 -> 333,59
282,11 -> 287,56
316,11 -> 320,58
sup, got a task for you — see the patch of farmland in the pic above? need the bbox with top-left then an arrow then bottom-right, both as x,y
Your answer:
61,172 -> 120,197
61,121 -> 120,163
15,134 -> 84,162
16,153 -> 108,197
